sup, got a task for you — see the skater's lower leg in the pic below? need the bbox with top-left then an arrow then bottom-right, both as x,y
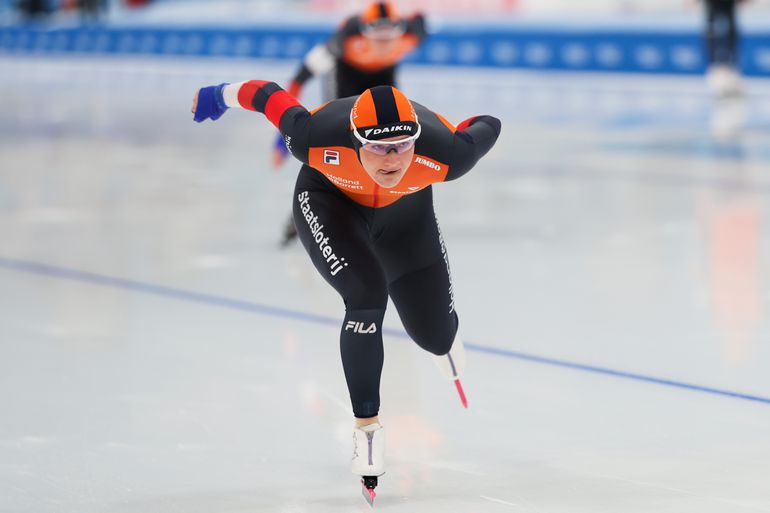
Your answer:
338,308 -> 387,478
340,307 -> 386,419
355,415 -> 380,428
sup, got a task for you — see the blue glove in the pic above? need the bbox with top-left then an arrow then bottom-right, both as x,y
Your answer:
271,132 -> 290,168
193,83 -> 229,123
274,133 -> 289,156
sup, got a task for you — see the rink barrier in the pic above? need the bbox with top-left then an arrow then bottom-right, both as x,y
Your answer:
1,24 -> 770,76
1,255 -> 769,406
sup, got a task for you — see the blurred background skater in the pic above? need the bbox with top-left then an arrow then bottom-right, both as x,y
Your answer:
702,0 -> 751,139
273,0 -> 428,246
192,80 -> 500,504
704,0 -> 748,98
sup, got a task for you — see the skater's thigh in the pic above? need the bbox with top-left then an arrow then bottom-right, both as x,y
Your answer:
373,193 -> 457,351
387,257 -> 457,354
373,188 -> 446,284
293,173 -> 387,310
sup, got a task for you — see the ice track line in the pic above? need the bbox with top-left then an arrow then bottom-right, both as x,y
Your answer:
2,256 -> 769,407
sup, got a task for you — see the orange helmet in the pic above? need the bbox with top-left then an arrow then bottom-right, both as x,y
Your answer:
350,86 -> 421,149
359,2 -> 406,39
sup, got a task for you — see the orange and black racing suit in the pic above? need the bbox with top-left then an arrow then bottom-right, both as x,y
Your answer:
226,80 -> 500,417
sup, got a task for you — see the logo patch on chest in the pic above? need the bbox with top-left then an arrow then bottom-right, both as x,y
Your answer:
324,150 -> 340,165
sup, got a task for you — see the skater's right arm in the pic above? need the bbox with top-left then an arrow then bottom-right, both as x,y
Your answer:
193,80 -> 313,164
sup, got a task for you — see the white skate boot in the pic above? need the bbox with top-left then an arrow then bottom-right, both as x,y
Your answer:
352,423 -> 384,506
432,335 -> 468,408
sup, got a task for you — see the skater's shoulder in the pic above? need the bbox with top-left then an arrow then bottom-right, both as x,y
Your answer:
309,96 -> 356,120
413,102 -> 457,137
306,97 -> 356,148
413,101 -> 447,123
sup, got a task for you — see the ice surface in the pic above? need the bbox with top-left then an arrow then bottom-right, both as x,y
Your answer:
1,56 -> 769,512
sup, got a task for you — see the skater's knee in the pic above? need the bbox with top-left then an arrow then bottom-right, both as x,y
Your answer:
343,280 -> 388,311
411,323 -> 457,356
425,334 -> 454,356
401,308 -> 458,355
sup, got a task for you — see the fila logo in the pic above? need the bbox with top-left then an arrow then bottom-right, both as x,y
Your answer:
415,157 -> 441,171
324,150 -> 340,165
345,321 -> 377,334
364,125 -> 410,137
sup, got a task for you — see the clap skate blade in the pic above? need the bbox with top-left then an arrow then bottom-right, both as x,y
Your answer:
361,476 -> 377,507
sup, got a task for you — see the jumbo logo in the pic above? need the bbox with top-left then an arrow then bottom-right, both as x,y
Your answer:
415,156 -> 441,171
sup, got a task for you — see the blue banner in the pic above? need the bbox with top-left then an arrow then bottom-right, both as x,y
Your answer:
1,24 -> 769,76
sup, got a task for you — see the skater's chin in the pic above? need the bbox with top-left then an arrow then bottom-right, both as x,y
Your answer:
372,168 -> 405,188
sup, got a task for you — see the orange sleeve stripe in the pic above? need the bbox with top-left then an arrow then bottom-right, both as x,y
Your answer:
310,100 -> 332,116
435,112 -> 457,133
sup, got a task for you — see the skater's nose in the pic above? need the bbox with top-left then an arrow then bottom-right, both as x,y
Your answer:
382,151 -> 400,165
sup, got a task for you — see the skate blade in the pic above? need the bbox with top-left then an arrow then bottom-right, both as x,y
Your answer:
454,378 -> 468,408
361,481 -> 376,507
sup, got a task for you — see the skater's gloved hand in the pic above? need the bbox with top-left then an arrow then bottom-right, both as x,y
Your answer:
192,83 -> 229,123
272,133 -> 289,168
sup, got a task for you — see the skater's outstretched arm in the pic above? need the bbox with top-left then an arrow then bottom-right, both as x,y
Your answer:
192,81 -> 313,165
444,115 -> 502,181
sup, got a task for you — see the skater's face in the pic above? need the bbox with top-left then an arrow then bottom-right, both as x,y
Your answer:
358,135 -> 415,188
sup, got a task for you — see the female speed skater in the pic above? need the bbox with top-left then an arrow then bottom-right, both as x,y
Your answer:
192,80 -> 500,504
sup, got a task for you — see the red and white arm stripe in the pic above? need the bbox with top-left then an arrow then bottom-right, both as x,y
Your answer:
222,80 -> 304,129
222,81 -> 248,109
222,80 -> 268,111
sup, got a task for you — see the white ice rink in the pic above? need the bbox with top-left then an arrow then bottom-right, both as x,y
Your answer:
1,56 -> 770,512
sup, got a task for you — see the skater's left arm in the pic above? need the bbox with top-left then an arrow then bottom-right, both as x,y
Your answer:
192,81 -> 313,164
444,115 -> 502,181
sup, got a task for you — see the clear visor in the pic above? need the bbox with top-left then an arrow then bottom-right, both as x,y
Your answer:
361,21 -> 406,40
350,110 -> 422,155
359,135 -> 418,155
